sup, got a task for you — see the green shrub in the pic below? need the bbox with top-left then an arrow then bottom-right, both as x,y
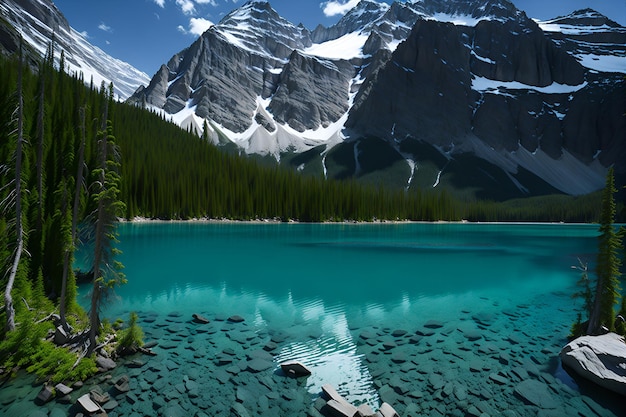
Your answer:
27,341 -> 97,383
117,312 -> 144,353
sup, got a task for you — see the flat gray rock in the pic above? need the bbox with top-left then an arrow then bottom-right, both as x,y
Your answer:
514,380 -> 559,409
416,328 -> 435,336
464,330 -> 482,341
560,332 -> 626,396
424,320 -> 444,329
247,358 -> 273,372
472,313 -> 495,326
77,394 -> 102,414
95,356 -> 116,370
489,373 -> 508,385
228,315 -> 245,323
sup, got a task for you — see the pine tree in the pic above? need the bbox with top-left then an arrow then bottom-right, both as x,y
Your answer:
586,167 -> 623,334
59,106 -> 87,331
88,86 -> 126,352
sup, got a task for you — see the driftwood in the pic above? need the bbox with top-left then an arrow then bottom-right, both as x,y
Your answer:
35,313 -> 56,324
72,346 -> 89,370
138,346 -> 157,356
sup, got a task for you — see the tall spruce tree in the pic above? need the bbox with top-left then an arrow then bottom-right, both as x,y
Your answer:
88,85 -> 125,352
59,106 -> 87,332
586,167 -> 623,334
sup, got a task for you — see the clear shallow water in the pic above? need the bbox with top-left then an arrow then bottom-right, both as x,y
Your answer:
2,222 -> 624,417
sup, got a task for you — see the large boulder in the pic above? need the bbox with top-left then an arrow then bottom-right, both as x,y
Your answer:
560,332 -> 626,396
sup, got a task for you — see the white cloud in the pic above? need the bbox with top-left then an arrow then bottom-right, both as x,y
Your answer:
98,22 -> 112,32
196,0 -> 218,5
176,0 -> 196,15
153,0 -> 165,7
178,17 -> 214,36
321,0 -> 360,17
79,30 -> 89,38
189,17 -> 214,35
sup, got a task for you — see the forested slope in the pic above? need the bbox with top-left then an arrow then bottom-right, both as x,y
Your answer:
1,52 -> 614,229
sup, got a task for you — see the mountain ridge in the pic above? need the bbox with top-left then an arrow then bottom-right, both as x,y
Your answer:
0,0 -> 150,99
127,0 -> 624,199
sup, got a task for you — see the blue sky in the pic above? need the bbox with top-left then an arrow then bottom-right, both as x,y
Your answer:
53,0 -> 626,76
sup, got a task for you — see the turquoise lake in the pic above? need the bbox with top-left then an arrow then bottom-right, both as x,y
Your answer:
3,222 -> 624,417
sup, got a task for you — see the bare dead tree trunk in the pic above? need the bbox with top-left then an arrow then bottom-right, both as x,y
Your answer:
5,38 -> 25,332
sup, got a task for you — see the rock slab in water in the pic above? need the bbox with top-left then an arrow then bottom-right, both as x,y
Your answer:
192,313 -> 210,324
514,380 -> 558,409
280,360 -> 312,377
77,393 -> 102,414
228,315 -> 245,323
560,332 -> 626,396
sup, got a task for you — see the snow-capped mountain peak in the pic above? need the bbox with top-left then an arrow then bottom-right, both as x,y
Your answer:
537,9 -> 626,74
0,0 -> 150,99
215,0 -> 310,60
130,0 -> 625,198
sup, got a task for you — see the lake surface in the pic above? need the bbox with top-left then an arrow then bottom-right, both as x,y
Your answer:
3,222 -> 624,416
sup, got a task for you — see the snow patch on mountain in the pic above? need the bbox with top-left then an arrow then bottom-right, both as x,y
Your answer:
538,22 -> 616,35
304,32 -> 369,59
429,13 -> 495,26
576,54 -> 626,73
472,76 -> 588,94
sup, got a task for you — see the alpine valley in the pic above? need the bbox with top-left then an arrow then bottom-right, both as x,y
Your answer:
3,0 -> 625,200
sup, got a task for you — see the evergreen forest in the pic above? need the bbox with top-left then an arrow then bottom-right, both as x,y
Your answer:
0,43 -> 624,384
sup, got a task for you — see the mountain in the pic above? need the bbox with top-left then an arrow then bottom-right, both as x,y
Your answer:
129,0 -> 625,199
0,0 -> 150,99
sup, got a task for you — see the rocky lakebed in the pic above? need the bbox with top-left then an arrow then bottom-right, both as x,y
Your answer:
1,292 -> 624,417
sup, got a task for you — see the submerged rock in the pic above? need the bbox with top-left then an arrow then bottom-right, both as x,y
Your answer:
514,380 -> 559,409
560,332 -> 626,396
247,358 -> 273,373
192,313 -> 210,324
280,360 -> 312,377
424,320 -> 444,329
228,315 -> 245,323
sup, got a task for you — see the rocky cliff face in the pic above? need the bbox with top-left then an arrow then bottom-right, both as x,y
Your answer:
268,52 -> 354,132
129,0 -> 625,199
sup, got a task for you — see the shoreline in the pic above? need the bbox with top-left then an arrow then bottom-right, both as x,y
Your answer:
119,216 -> 600,226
